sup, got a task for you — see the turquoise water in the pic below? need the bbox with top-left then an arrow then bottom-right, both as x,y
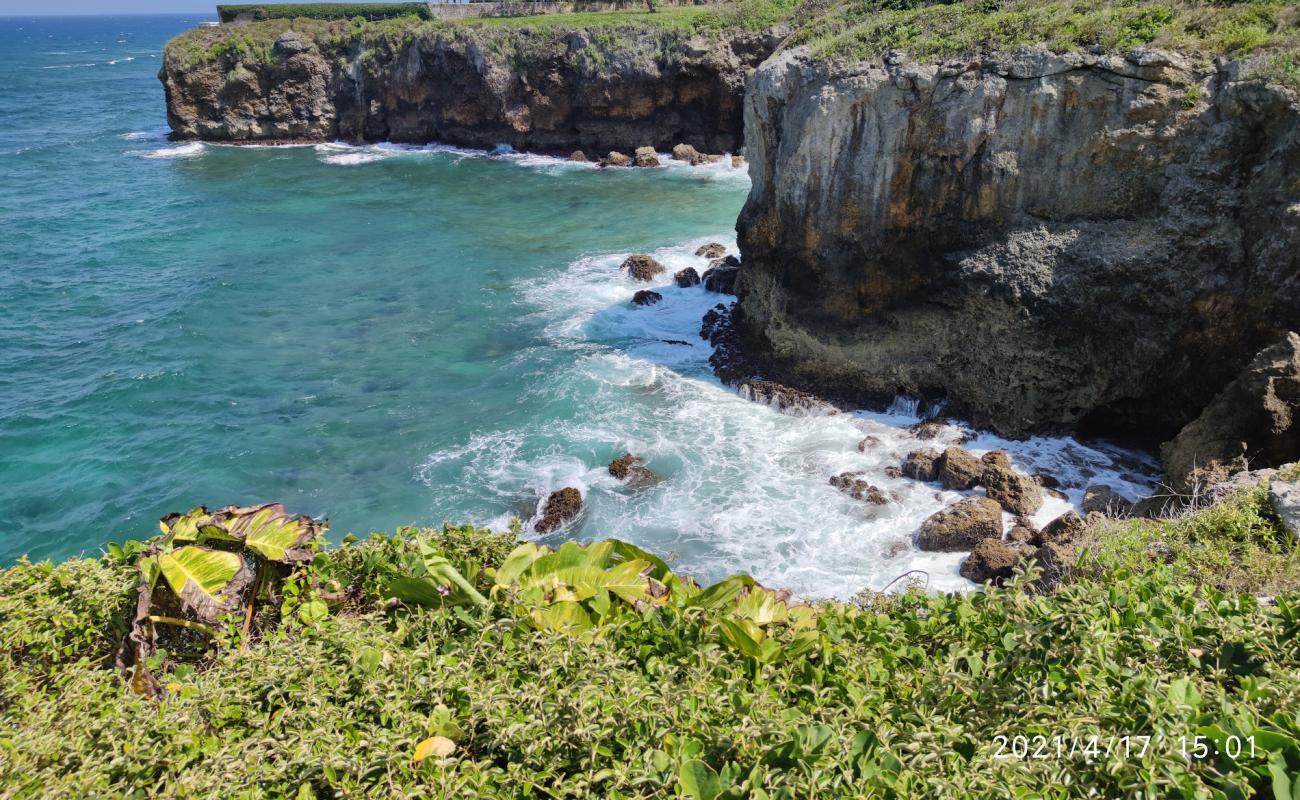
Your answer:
1,15 -> 1156,595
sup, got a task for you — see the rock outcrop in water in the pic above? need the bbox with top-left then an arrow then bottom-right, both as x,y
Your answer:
732,47 -> 1300,450
161,24 -> 784,154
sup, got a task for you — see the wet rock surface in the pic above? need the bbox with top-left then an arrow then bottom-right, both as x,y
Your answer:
674,267 -> 701,288
829,472 -> 888,505
632,290 -> 663,306
535,487 -> 582,534
960,539 -> 1033,585
621,254 -> 666,282
917,497 -> 1003,551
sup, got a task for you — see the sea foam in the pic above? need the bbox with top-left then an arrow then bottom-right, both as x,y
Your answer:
419,235 -> 1159,598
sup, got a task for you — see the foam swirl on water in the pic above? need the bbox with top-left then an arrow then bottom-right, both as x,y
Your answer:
420,236 -> 1158,597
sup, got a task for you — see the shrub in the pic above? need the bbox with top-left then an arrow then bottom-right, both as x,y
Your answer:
216,3 -> 434,23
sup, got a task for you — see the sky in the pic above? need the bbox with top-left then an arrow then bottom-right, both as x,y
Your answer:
0,0 -> 363,14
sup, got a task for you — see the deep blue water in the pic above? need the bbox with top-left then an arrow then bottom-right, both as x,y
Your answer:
0,15 -> 1155,595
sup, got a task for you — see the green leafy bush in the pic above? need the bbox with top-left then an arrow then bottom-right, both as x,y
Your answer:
3,503 -> 1299,797
216,3 -> 434,23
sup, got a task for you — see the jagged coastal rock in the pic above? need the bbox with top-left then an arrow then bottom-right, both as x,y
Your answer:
733,47 -> 1300,446
161,24 -> 784,154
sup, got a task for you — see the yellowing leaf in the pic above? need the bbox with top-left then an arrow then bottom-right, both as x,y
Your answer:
413,735 -> 456,762
157,546 -> 250,623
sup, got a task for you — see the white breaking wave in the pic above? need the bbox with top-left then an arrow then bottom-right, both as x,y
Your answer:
314,141 -> 748,181
419,235 -> 1160,598
141,142 -> 205,160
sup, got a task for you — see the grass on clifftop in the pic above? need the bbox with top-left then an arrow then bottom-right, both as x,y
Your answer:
2,480 -> 1299,799
793,0 -> 1300,82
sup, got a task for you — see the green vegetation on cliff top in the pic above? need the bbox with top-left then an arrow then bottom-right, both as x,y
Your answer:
2,478 -> 1299,798
171,0 -> 1300,83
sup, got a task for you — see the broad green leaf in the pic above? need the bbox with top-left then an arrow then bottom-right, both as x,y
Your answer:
602,559 -> 654,604
689,575 -> 754,612
495,543 -> 548,586
679,759 -> 722,800
1269,753 -> 1295,800
605,539 -> 673,581
156,546 -> 250,623
719,618 -> 765,659
420,548 -> 489,607
222,504 -> 322,562
529,601 -> 592,633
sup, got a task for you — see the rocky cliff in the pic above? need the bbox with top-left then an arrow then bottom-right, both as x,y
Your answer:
161,23 -> 784,154
732,47 -> 1300,448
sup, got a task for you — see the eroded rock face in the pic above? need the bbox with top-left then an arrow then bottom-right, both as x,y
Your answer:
161,24 -> 785,154
916,497 -> 1003,551
960,539 -> 1033,585
733,47 -> 1300,443
901,448 -> 941,482
938,447 -> 983,490
982,464 -> 1044,516
535,487 -> 582,533
1161,332 -> 1300,492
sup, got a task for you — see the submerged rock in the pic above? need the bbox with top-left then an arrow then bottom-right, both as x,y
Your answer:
960,539 -> 1034,585
938,447 -> 983,490
535,487 -> 582,533
621,254 -> 665,282
674,267 -> 701,288
916,497 -> 1003,551
858,435 -> 882,451
634,146 -> 660,167
695,242 -> 728,259
608,453 -> 658,488
982,464 -> 1044,516
829,472 -> 888,505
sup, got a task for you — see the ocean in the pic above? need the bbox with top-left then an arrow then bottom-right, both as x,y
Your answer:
0,14 -> 1157,595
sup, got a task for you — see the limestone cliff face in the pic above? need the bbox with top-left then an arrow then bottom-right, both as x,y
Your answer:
733,47 -> 1300,442
161,25 -> 784,154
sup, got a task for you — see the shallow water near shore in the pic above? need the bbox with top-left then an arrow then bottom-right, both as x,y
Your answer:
0,15 -> 1159,594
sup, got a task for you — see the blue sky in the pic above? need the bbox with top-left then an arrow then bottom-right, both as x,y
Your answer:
0,0 -> 361,13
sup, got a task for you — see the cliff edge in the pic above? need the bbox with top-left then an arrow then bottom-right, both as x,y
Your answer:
733,46 -> 1300,451
161,20 -> 785,154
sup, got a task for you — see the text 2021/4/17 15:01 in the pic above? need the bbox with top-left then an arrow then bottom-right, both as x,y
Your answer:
991,734 -> 1257,761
